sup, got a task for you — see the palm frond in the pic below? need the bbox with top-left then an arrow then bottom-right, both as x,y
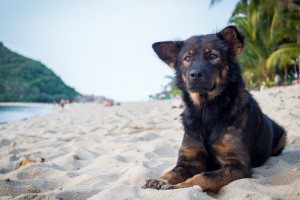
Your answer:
266,44 -> 300,69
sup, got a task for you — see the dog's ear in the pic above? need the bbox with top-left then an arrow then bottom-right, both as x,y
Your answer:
217,26 -> 244,55
152,41 -> 183,68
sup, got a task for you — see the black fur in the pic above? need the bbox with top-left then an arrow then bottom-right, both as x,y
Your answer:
142,26 -> 286,192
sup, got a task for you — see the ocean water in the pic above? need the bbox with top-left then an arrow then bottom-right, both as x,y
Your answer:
0,105 -> 57,123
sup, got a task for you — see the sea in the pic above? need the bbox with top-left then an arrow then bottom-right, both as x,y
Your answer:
0,105 -> 57,123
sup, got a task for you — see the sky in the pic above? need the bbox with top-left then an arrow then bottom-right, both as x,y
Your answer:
0,0 -> 239,102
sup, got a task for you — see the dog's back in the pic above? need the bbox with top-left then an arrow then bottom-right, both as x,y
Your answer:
242,92 -> 286,167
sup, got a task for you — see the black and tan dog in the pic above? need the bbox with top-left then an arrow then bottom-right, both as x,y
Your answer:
142,26 -> 286,192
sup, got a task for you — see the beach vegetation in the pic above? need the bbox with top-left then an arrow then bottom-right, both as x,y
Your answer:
0,42 -> 80,102
149,75 -> 181,100
212,0 -> 300,90
152,0 -> 300,99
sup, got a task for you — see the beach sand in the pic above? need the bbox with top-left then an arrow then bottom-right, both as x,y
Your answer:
0,84 -> 300,200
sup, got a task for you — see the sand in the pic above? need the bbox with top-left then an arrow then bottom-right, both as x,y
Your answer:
0,84 -> 300,200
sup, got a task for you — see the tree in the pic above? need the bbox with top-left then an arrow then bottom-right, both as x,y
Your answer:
0,43 -> 80,102
211,0 -> 300,88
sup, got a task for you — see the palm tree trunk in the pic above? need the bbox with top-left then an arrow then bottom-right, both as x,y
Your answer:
284,65 -> 287,82
263,66 -> 272,80
261,59 -> 272,80
298,56 -> 300,78
297,24 -> 300,79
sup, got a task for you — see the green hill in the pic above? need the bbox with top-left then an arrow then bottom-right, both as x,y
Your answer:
0,42 -> 80,102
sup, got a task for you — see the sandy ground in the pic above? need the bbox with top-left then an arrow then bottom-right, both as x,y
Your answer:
0,84 -> 300,200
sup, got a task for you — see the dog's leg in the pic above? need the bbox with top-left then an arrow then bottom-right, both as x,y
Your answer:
142,133 -> 208,189
161,166 -> 250,192
161,130 -> 251,192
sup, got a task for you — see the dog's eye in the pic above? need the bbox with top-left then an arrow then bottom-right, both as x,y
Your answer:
184,56 -> 192,62
208,54 -> 217,60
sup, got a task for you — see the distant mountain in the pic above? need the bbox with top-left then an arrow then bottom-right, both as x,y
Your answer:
0,42 -> 80,102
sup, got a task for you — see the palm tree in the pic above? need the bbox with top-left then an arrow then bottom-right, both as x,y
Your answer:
211,0 -> 300,86
266,1 -> 300,79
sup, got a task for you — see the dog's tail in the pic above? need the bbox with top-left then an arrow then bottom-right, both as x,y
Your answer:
271,121 -> 287,156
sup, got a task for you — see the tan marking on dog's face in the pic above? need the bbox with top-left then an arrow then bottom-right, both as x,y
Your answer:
182,74 -> 186,83
168,62 -> 175,68
208,50 -> 221,64
206,83 -> 222,100
207,66 -> 228,100
235,43 -> 243,55
221,67 -> 228,82
183,61 -> 191,68
207,90 -> 219,101
182,50 -> 194,67
189,92 -> 200,105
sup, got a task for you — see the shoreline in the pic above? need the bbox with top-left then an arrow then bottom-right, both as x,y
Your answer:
0,102 -> 53,107
0,103 -> 59,123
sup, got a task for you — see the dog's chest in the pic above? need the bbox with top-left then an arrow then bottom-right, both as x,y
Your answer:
183,106 -> 222,140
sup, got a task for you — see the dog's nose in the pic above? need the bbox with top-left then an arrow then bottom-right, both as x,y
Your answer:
189,69 -> 204,80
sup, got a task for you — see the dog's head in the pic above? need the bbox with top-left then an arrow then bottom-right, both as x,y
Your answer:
152,26 -> 244,105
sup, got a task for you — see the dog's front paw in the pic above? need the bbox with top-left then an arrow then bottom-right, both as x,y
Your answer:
141,179 -> 168,190
161,184 -> 175,190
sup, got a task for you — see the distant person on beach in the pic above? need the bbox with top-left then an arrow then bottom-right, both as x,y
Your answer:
105,100 -> 114,107
59,99 -> 66,111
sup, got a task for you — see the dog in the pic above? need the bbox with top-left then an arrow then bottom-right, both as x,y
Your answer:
142,26 -> 286,192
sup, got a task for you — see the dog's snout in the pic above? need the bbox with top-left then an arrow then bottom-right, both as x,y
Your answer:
189,69 -> 204,81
